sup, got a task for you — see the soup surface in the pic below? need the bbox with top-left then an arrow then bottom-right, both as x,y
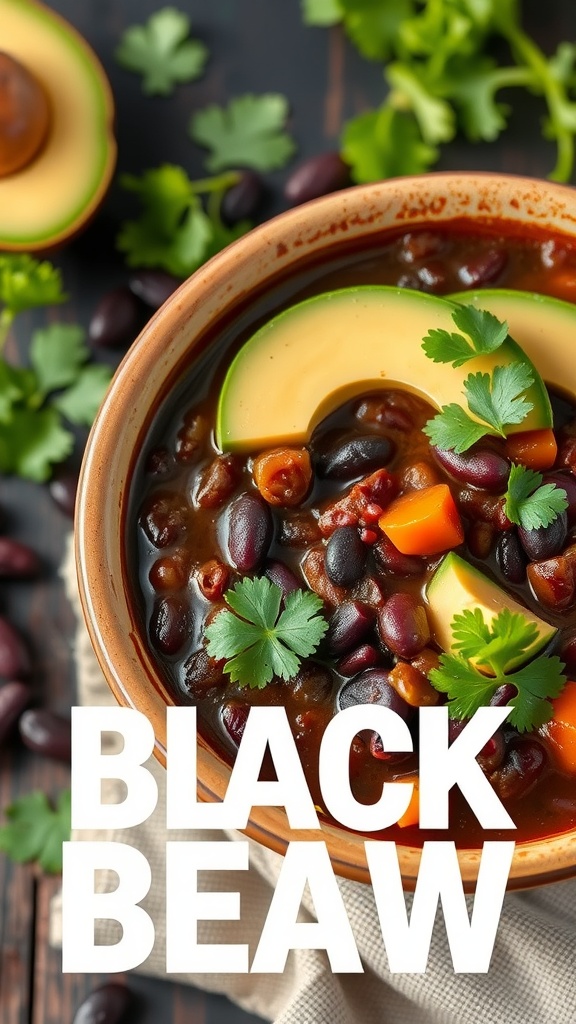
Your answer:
131,223 -> 576,847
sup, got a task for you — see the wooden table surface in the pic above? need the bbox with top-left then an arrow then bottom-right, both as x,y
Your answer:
0,1 -> 574,1021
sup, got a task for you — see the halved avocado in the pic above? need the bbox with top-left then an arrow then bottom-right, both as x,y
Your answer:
216,286 -> 552,452
0,0 -> 116,251
426,552 -> 556,671
449,289 -> 576,396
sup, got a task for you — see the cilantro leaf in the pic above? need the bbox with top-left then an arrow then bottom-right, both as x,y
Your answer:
115,7 -> 208,96
422,306 -> 509,367
386,63 -> 455,146
429,608 -> 566,732
504,463 -> 568,531
464,364 -> 534,436
189,94 -> 296,173
0,406 -> 74,482
341,103 -> 437,183
0,790 -> 70,873
53,364 -> 113,427
0,363 -> 29,423
0,255 -> 67,317
301,0 -> 342,27
29,323 -> 88,396
340,0 -> 413,62
205,577 -> 328,689
422,403 -> 490,454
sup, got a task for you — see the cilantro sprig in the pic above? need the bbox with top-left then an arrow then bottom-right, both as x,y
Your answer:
429,608 -> 565,732
0,790 -> 71,873
422,306 -> 509,368
205,576 -> 328,689
115,7 -> 208,96
504,463 -> 568,531
189,94 -> 296,173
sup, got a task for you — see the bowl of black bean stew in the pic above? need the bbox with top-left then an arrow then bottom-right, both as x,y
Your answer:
77,172 -> 576,889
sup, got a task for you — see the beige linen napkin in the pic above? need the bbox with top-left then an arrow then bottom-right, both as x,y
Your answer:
57,537 -> 576,1024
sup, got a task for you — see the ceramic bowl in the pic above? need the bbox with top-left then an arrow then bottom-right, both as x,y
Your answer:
76,172 -> 576,892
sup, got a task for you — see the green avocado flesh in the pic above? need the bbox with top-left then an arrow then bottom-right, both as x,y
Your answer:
426,552 -> 557,671
216,286 -> 552,453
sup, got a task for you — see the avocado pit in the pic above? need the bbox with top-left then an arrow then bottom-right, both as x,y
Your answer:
0,51 -> 50,177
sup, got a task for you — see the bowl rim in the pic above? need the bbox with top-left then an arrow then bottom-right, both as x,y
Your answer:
76,170 -> 576,891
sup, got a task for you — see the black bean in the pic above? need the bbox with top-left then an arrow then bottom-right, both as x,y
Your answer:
221,702 -> 249,746
496,530 -> 527,584
19,708 -> 71,762
72,982 -> 133,1024
338,668 -> 412,720
265,559 -> 301,596
543,471 -> 576,525
318,435 -> 394,480
457,249 -> 507,287
149,595 -> 189,656
377,593 -> 430,659
0,617 -> 30,678
432,446 -> 510,491
181,648 -> 225,698
129,269 -> 181,309
338,643 -> 380,676
325,526 -> 367,586
518,511 -> 568,561
0,537 -> 40,577
226,493 -> 273,572
284,151 -> 350,205
0,681 -> 30,745
327,600 -> 375,654
49,468 -> 78,518
88,286 -> 144,349
221,170 -> 264,224
141,492 -> 188,548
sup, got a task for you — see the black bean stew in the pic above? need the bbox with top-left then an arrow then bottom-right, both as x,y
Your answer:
131,224 -> 576,847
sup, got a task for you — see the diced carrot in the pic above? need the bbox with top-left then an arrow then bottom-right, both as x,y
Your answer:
397,776 -> 419,828
378,483 -> 464,556
542,680 -> 576,773
505,428 -> 557,471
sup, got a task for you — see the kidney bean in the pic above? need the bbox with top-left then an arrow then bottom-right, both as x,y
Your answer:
325,526 -> 367,586
477,730 -> 506,774
181,647 -> 225,698
145,445 -> 174,477
400,230 -> 445,263
196,558 -> 230,601
527,555 -> 575,609
149,550 -> 190,592
226,493 -> 273,572
560,635 -> 576,674
284,151 -> 350,205
49,467 -> 78,518
518,511 -> 567,561
432,446 -> 510,491
0,537 -> 40,577
388,660 -> 439,707
149,595 -> 189,656
88,286 -> 144,349
338,643 -> 380,676
221,701 -> 249,746
0,617 -> 30,678
355,395 -> 414,433
19,709 -> 71,762
467,521 -> 495,560
353,574 -> 386,608
302,548 -> 346,606
279,511 -> 321,547
496,530 -> 527,584
129,269 -> 182,309
558,436 -> 576,474
416,261 -> 448,292
373,535 -> 425,576
456,488 -> 511,530
0,681 -> 30,745
265,559 -> 301,596
222,170 -> 264,223
196,455 -> 239,509
457,249 -> 507,287
338,668 -> 412,721
72,982 -> 133,1024
141,491 -> 188,547
327,600 -> 375,655
377,593 -> 430,659
288,662 -> 333,704
542,471 -> 576,524
317,435 -> 394,480
491,738 -> 546,800
448,717 -> 467,744
175,412 -> 206,463
489,683 -> 518,707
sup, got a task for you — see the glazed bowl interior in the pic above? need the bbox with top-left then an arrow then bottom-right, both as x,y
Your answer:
76,172 -> 576,892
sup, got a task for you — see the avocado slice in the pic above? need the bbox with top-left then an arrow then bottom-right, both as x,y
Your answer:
216,286 -> 552,452
0,0 -> 116,251
449,289 -> 576,396
426,551 -> 556,671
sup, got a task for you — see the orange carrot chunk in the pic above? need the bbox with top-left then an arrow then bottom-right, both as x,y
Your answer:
378,483 -> 464,556
397,776 -> 419,828
505,428 -> 557,471
542,680 -> 576,773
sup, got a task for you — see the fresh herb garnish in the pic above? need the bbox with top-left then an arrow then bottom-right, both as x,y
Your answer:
504,463 -> 568,531
205,576 -> 328,689
423,363 -> 534,454
0,790 -> 71,873
429,607 -> 565,732
115,7 -> 208,96
0,259 -> 112,481
117,164 -> 251,277
422,306 -> 509,368
189,94 -> 296,173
